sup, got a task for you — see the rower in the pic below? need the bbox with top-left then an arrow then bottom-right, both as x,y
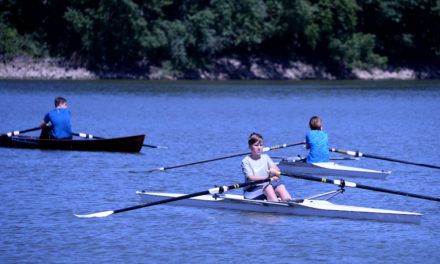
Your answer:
39,97 -> 73,139
305,116 -> 329,163
241,132 -> 293,202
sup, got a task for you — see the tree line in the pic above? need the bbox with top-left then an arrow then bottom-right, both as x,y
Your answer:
1,0 -> 439,73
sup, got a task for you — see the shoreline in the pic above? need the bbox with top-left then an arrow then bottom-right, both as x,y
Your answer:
1,56 -> 439,81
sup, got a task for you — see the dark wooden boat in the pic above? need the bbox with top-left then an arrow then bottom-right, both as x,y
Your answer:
0,134 -> 145,152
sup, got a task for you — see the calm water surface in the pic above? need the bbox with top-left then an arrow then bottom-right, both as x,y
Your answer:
1,80 -> 439,263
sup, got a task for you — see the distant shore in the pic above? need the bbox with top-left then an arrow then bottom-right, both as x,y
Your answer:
1,56 -> 439,80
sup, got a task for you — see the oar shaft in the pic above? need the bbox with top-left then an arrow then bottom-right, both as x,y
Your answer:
280,172 -> 440,202
162,142 -> 306,170
330,148 -> 440,169
158,152 -> 251,171
264,142 -> 306,151
6,127 -> 41,137
143,143 -> 168,149
133,141 -> 305,173
72,132 -> 96,139
115,178 -> 272,214
114,190 -> 210,214
354,182 -> 440,202
76,178 -> 273,217
362,154 -> 440,169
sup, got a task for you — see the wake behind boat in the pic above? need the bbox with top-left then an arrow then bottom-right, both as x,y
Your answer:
136,191 -> 421,224
0,134 -> 145,152
277,157 -> 390,179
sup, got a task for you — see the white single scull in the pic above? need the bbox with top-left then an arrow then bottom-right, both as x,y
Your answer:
136,190 -> 421,224
277,157 -> 390,179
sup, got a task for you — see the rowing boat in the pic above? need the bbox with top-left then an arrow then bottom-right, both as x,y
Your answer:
136,191 -> 421,224
277,157 -> 390,179
76,175 -> 429,221
0,134 -> 145,152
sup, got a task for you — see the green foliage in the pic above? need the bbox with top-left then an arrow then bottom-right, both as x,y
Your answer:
1,0 -> 439,72
304,0 -> 360,52
162,20 -> 191,69
0,14 -> 45,58
357,0 -> 440,63
0,19 -> 21,57
63,0 -> 153,64
264,0 -> 312,55
329,33 -> 387,69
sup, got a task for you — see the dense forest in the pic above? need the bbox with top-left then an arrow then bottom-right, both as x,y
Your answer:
1,0 -> 439,78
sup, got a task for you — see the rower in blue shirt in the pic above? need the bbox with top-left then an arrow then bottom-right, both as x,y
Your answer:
305,116 -> 329,163
39,97 -> 73,139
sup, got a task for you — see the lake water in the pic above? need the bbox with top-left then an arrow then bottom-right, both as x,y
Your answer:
1,80 -> 439,263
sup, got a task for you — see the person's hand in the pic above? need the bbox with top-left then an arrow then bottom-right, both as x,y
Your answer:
272,175 -> 280,182
269,167 -> 279,175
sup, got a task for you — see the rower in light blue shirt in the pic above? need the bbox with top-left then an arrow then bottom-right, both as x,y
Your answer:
305,116 -> 329,163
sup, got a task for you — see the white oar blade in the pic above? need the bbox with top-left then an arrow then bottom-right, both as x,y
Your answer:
74,210 -> 114,218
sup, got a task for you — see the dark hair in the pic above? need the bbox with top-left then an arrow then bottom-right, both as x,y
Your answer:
309,116 -> 322,130
54,97 -> 67,107
248,132 -> 263,146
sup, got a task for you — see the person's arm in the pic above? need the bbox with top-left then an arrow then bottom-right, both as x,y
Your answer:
39,120 -> 47,128
246,174 -> 268,181
305,133 -> 310,149
40,112 -> 51,128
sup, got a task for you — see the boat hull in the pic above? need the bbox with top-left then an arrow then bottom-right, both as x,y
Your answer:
137,192 -> 421,224
0,134 -> 145,152
278,158 -> 390,179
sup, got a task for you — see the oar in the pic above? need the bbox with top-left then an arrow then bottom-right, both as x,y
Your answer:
72,132 -> 168,149
330,148 -> 440,169
75,177 -> 275,218
4,127 -> 41,137
270,155 -> 360,161
279,172 -> 440,202
129,141 -> 306,173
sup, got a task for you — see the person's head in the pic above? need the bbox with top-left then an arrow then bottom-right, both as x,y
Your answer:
248,132 -> 264,157
248,132 -> 263,146
55,97 -> 67,108
309,116 -> 322,130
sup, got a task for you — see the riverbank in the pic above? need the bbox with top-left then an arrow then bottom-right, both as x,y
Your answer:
1,56 -> 439,80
